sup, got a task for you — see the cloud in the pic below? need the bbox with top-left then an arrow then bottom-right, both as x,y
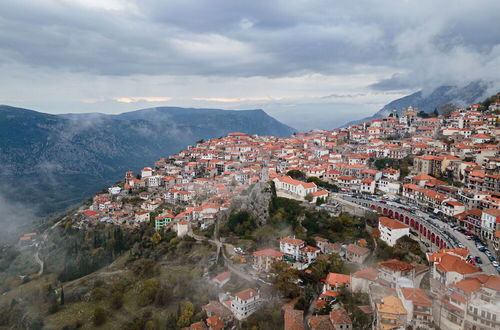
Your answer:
0,0 -> 499,127
114,96 -> 172,103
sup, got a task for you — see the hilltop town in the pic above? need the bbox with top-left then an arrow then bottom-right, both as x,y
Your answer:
10,98 -> 500,329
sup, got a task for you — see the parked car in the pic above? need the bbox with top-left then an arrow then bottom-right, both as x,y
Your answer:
475,256 -> 483,264
493,261 -> 499,268
488,255 -> 495,262
478,246 -> 486,252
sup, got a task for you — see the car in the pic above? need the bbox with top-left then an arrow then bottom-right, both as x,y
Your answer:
469,259 -> 476,265
475,257 -> 483,264
493,261 -> 499,268
497,266 -> 500,274
478,246 -> 486,252
488,255 -> 495,262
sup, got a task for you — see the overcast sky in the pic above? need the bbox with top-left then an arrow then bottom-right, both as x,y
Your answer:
1,0 -> 499,129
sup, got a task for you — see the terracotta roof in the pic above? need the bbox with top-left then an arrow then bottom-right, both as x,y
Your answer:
253,248 -> 284,258
212,271 -> 231,283
284,309 -> 304,330
376,295 -> 407,315
378,259 -> 414,272
400,288 -> 432,307
435,254 -> 481,275
206,315 -> 224,330
307,315 -> 334,330
325,273 -> 351,287
329,309 -> 351,325
189,321 -> 207,330
345,243 -> 370,256
280,237 -> 305,246
353,267 -> 379,281
235,288 -> 258,301
379,217 -> 409,230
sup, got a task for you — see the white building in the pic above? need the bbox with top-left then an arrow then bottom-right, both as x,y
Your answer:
481,208 -> 500,241
273,175 -> 317,201
378,216 -> 410,247
141,167 -> 153,178
279,237 -> 305,261
230,288 -> 261,320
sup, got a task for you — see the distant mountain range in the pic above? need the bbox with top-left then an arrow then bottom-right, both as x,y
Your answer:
342,81 -> 489,127
0,106 -> 294,217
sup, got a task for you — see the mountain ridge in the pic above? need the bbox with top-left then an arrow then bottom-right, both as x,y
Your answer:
0,105 -> 295,217
341,81 -> 490,127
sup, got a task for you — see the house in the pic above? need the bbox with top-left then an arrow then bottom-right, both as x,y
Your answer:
378,217 -> 410,247
322,273 -> 351,299
155,212 -> 174,231
351,267 -> 379,293
135,210 -> 150,223
481,208 -> 500,242
427,250 -> 481,286
299,245 -> 321,264
378,259 -> 415,288
212,271 -> 231,287
360,178 -> 376,194
280,237 -> 305,262
230,288 -> 261,320
345,244 -> 370,264
273,175 -> 318,201
307,309 -> 352,330
252,249 -> 284,272
397,287 -> 433,329
202,301 -> 233,325
329,309 -> 352,330
141,167 -> 153,178
206,315 -> 224,330
375,295 -> 408,330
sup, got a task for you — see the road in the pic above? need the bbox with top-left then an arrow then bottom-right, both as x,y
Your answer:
332,192 -> 498,275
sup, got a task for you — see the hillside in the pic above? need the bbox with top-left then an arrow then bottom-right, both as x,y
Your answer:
0,105 -> 294,225
342,81 -> 489,127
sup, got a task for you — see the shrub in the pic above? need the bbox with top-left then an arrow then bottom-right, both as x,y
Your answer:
92,307 -> 107,326
110,291 -> 124,310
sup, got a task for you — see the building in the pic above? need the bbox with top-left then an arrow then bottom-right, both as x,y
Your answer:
351,267 -> 379,293
378,259 -> 415,288
378,217 -> 410,247
230,288 -> 261,320
273,175 -> 318,201
252,249 -> 284,272
329,309 -> 352,330
427,250 -> 481,286
345,244 -> 370,264
322,273 -> 351,299
212,271 -> 231,287
481,208 -> 500,242
375,295 -> 408,330
280,237 -> 306,262
397,287 -> 433,329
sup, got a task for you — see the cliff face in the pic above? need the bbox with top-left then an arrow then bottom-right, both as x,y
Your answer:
0,105 -> 294,216
225,182 -> 273,226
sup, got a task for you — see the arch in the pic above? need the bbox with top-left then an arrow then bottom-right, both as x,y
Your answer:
431,233 -> 435,243
436,236 -> 440,246
388,209 -> 393,217
410,219 -> 415,227
383,208 -> 388,215
427,230 -> 431,239
377,206 -> 382,213
419,224 -> 423,234
395,211 -> 399,219
371,204 -> 376,209
405,216 -> 409,225
400,214 -> 404,221
423,227 -> 427,237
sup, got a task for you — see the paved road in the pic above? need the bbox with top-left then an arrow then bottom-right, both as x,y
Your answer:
333,193 -> 498,275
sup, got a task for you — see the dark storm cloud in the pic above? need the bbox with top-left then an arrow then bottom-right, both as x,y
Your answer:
0,0 -> 499,88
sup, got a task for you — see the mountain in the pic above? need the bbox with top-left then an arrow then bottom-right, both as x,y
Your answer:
342,81 -> 489,127
0,105 -> 294,219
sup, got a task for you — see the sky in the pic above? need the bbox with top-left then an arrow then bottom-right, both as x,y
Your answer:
1,0 -> 500,130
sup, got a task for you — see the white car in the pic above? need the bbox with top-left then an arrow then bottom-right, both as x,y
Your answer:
493,261 -> 499,268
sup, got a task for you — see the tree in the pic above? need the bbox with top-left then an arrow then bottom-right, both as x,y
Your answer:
93,307 -> 107,326
286,170 -> 306,180
177,301 -> 194,328
138,278 -> 159,307
270,261 -> 300,298
305,193 -> 313,203
440,103 -> 455,118
110,291 -> 124,310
